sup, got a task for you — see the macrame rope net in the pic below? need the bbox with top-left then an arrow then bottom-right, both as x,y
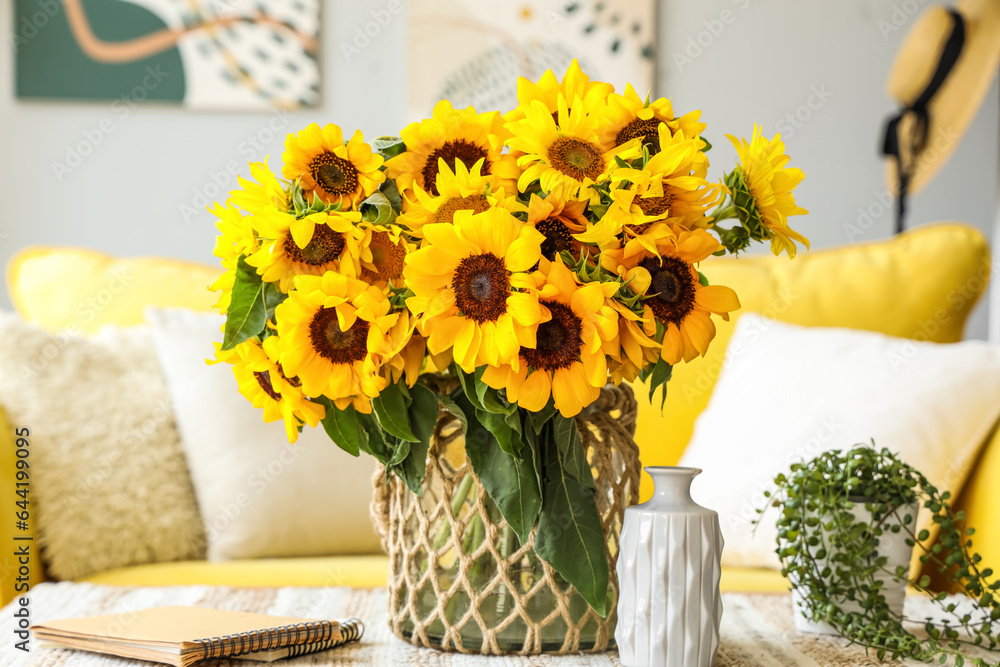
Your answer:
370,383 -> 640,655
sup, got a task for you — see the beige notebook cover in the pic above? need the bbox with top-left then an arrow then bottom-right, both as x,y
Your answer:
32,606 -> 363,666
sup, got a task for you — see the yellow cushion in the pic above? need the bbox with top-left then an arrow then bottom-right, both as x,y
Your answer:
6,247 -> 221,333
81,556 -> 392,589
937,426 -> 1000,591
0,406 -> 43,606
634,223 -> 990,502
79,556 -> 787,593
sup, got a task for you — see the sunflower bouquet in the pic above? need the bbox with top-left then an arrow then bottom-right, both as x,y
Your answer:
210,60 -> 807,616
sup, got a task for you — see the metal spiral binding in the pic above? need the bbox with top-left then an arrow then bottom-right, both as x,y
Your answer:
194,619 -> 337,660
283,618 -> 365,658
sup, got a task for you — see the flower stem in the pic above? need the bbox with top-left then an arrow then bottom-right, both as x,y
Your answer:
430,472 -> 476,554
711,203 -> 737,222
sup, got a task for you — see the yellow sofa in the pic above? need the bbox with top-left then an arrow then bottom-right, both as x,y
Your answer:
2,223 -> 997,605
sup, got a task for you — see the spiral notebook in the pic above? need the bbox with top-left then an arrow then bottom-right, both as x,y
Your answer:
31,606 -> 363,666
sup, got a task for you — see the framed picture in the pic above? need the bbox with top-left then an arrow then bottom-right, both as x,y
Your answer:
406,0 -> 656,119
14,0 -> 321,110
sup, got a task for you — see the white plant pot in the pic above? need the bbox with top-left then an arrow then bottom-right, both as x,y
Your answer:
792,500 -> 919,634
616,466 -> 724,667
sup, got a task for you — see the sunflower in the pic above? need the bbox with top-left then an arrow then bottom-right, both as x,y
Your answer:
603,228 -> 740,364
504,59 -> 614,126
404,207 -> 545,373
214,337 -> 325,443
282,123 -> 385,209
726,125 -> 809,258
507,95 -> 641,200
396,158 -> 521,237
382,309 -> 425,388
246,210 -> 363,291
525,192 -> 588,261
607,302 -> 660,385
274,272 -> 398,410
579,126 -> 720,254
482,259 -> 620,418
357,222 -> 410,288
230,159 -> 290,213
600,84 -> 708,154
385,100 -> 507,196
209,202 -> 258,313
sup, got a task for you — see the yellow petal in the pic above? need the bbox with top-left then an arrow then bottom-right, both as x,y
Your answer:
507,292 -> 542,326
518,370 -> 552,412
453,318 -> 479,371
681,310 -> 716,356
505,234 -> 543,272
695,285 -> 740,315
426,316 -> 465,355
288,217 -> 315,248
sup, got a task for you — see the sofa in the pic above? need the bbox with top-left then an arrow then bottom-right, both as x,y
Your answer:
2,223 -> 997,605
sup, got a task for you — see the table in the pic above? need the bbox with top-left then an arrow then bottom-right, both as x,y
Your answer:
3,582 -> 994,666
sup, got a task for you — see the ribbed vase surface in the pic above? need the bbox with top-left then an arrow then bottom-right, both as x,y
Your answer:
615,467 -> 723,667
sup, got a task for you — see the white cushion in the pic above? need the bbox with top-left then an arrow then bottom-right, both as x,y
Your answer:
678,313 -> 1000,569
145,307 -> 381,561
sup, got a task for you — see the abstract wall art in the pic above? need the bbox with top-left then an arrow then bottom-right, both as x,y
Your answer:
14,0 -> 320,110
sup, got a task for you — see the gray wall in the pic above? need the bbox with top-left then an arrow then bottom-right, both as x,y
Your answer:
1,0 -> 997,337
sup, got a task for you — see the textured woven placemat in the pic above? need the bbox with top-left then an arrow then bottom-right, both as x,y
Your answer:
2,582 -> 997,666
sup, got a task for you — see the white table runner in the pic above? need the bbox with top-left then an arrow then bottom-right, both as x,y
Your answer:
1,583 -> 995,666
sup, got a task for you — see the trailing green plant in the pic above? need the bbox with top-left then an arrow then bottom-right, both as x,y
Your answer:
758,444 -> 1000,666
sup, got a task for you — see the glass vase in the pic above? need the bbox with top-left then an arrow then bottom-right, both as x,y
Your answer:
370,384 -> 641,655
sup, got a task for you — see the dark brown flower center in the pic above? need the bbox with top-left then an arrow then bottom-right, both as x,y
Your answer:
536,217 -> 574,260
452,253 -> 510,323
364,231 -> 406,281
308,307 -> 370,364
639,255 -> 697,325
421,140 -> 491,196
283,224 -> 346,266
635,193 -> 674,218
433,194 -> 491,225
309,151 -> 359,197
254,371 -> 281,400
520,301 -> 583,372
616,117 -> 666,154
548,137 -> 604,181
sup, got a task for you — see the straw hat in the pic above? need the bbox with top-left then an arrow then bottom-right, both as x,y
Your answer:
883,0 -> 1000,199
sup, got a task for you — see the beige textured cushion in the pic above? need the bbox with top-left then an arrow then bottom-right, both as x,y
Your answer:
0,313 -> 206,580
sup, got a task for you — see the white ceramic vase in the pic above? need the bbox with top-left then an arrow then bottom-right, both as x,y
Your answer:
615,466 -> 723,667
792,500 -> 918,634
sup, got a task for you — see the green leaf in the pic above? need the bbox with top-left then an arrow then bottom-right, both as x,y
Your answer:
551,415 -> 595,490
697,271 -> 710,287
454,366 -> 485,411
379,179 -> 403,212
372,135 -> 406,159
360,191 -> 398,226
476,407 -> 522,457
372,381 -> 418,442
394,383 -> 439,495
534,438 -> 609,617
356,411 -> 392,463
385,435 -> 411,468
455,392 -> 541,543
222,256 -> 269,350
478,382 -> 517,415
318,400 -> 365,457
645,356 -> 673,410
526,401 -> 558,435
439,392 -> 469,431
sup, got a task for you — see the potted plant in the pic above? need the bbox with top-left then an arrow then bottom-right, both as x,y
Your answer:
208,61 -> 809,655
762,444 -> 1000,665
